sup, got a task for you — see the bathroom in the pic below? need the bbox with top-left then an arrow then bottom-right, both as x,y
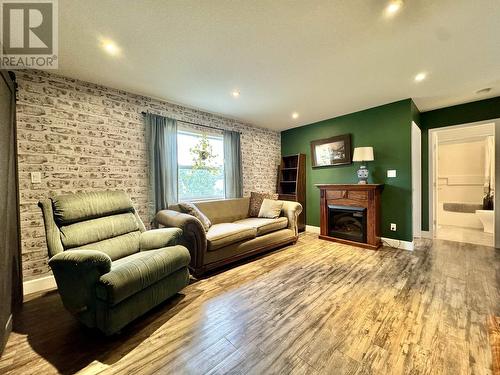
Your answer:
432,122 -> 495,246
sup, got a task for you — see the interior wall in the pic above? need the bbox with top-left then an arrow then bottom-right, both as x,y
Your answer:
16,70 -> 281,283
420,96 -> 500,231
437,140 -> 486,228
0,71 -> 20,355
281,99 -> 414,242
437,140 -> 485,203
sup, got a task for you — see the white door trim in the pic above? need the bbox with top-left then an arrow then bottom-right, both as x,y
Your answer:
411,121 -> 422,238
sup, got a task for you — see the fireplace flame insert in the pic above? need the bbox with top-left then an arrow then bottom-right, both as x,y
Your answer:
328,205 -> 367,243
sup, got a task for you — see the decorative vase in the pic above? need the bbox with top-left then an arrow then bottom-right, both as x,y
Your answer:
357,165 -> 369,184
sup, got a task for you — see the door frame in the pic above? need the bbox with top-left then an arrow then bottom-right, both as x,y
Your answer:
428,118 -> 499,246
411,121 -> 421,237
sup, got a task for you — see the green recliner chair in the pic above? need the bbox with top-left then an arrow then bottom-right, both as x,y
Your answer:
39,190 -> 191,335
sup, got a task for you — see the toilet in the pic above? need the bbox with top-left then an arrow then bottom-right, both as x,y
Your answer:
475,210 -> 494,233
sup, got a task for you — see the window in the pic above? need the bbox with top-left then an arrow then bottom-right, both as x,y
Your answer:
177,129 -> 225,201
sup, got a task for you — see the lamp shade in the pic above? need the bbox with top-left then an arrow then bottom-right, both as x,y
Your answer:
352,147 -> 374,162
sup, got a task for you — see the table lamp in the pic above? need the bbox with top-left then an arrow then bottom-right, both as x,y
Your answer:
352,147 -> 374,184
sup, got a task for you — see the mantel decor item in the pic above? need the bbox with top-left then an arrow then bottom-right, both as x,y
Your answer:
310,134 -> 351,168
352,147 -> 374,184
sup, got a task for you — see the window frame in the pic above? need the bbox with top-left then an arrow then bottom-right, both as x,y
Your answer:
177,126 -> 225,202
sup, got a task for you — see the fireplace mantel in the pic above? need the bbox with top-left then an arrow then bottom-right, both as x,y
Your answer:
316,184 -> 383,249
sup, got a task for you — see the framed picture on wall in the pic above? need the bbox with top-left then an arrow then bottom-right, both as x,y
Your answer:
310,134 -> 352,168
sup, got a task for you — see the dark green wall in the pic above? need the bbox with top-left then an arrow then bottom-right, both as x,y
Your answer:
420,96 -> 500,230
281,99 -> 413,242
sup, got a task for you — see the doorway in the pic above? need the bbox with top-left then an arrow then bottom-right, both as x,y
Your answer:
429,121 -> 496,246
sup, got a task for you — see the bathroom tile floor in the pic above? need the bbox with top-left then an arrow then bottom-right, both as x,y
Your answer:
436,224 -> 494,247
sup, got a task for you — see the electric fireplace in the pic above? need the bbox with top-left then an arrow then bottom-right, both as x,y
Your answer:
316,184 -> 383,249
328,205 -> 366,243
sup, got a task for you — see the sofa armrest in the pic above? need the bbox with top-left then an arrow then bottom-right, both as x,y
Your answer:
49,250 -> 112,314
155,210 -> 207,269
280,201 -> 303,236
140,228 -> 183,251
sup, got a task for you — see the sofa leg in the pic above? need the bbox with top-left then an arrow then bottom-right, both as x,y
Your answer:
189,267 -> 205,279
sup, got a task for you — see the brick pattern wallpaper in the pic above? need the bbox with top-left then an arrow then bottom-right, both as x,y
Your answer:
16,70 -> 281,281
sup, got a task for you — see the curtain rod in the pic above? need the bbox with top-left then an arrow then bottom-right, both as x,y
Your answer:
141,111 -> 241,134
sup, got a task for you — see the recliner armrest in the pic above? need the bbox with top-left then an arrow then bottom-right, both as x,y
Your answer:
155,209 -> 207,269
140,228 -> 183,250
49,250 -> 112,314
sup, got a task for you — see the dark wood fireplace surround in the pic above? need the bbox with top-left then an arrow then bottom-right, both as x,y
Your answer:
316,184 -> 383,250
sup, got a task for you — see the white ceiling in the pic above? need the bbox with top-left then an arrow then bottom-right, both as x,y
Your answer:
57,0 -> 500,131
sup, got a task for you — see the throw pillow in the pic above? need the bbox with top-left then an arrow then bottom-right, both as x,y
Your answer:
248,192 -> 279,217
178,202 -> 212,232
258,198 -> 283,219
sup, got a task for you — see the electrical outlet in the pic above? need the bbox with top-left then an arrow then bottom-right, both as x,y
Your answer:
387,170 -> 397,178
390,223 -> 397,231
30,171 -> 42,184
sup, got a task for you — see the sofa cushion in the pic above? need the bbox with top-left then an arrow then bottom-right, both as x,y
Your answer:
248,192 -> 279,217
188,198 -> 250,224
96,245 -> 191,305
178,202 -> 212,232
206,223 -> 257,251
258,199 -> 284,219
233,217 -> 288,236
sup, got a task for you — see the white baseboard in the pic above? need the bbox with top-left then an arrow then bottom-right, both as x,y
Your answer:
306,225 -> 413,251
305,225 -> 320,234
23,275 -> 57,297
381,237 -> 414,251
419,230 -> 433,239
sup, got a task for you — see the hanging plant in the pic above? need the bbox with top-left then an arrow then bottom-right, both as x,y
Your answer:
190,134 -> 218,173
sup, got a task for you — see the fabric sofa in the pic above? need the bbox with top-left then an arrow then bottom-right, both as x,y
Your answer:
155,198 -> 302,276
39,190 -> 191,335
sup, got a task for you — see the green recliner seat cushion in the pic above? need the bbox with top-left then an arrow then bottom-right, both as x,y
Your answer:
60,213 -> 140,249
60,213 -> 142,260
73,231 -> 142,261
96,245 -> 191,305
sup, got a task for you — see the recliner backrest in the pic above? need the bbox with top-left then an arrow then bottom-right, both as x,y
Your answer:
41,190 -> 146,260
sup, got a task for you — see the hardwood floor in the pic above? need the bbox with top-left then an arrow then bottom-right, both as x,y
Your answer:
1,233 -> 498,374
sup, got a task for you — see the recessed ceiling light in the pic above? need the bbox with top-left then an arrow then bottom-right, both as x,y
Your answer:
476,87 -> 492,95
414,72 -> 427,82
385,0 -> 403,16
100,39 -> 120,56
231,90 -> 240,98
292,112 -> 299,119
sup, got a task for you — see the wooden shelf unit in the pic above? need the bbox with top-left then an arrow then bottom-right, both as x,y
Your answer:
278,154 -> 306,232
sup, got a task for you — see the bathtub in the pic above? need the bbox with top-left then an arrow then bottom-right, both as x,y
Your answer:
438,202 -> 483,229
